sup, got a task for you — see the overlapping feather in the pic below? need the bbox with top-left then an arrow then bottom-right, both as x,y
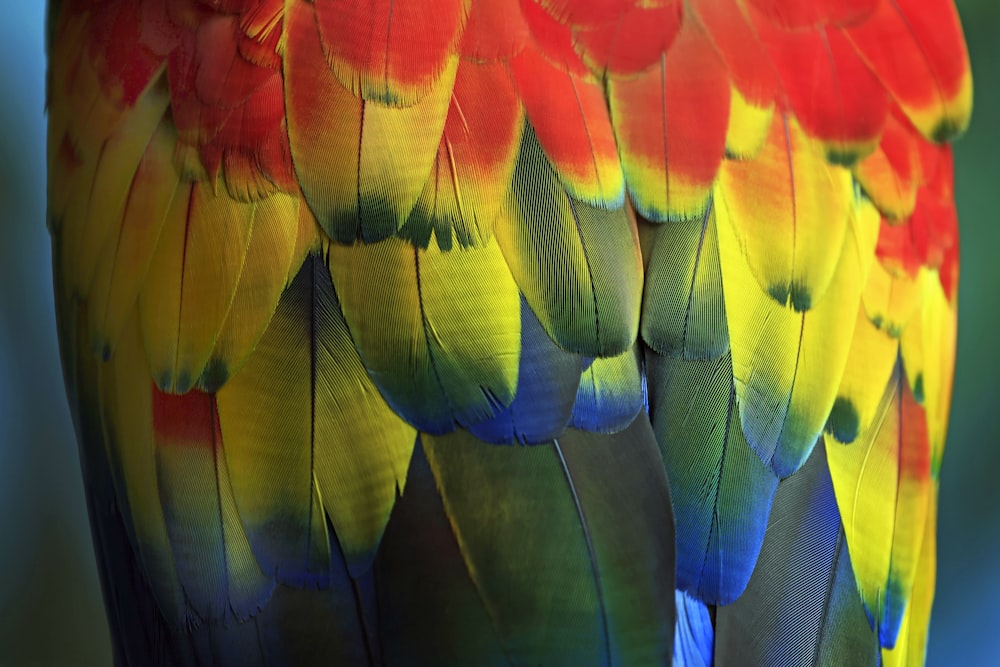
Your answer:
48,0 -> 968,664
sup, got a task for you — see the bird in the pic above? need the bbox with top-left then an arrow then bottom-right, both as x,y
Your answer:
45,0 -> 971,664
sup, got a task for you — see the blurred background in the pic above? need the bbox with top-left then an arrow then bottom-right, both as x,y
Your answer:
0,2 -> 996,665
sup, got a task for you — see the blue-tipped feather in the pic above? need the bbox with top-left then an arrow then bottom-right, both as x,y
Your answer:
673,590 -> 713,667
468,299 -> 582,444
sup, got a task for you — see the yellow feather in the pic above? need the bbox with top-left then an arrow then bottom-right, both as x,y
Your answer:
140,182 -> 256,393
77,76 -> 170,297
139,183 -> 192,392
327,235 -> 521,432
216,257 -> 416,574
201,192 -> 300,390
87,116 -> 181,359
496,131 -> 641,356
104,312 -> 186,626
716,176 -> 865,475
900,269 -> 956,467
283,0 -> 457,242
716,113 -> 852,311
829,307 -> 899,444
824,380 -> 899,643
725,86 -> 773,160
882,482 -> 937,667
863,260 -> 922,338
357,57 -> 459,236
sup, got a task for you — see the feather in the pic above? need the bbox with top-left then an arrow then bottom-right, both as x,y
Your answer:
748,9 -> 888,162
326,235 -> 520,434
863,256 -> 923,338
103,312 -> 186,627
687,0 -> 776,159
715,444 -> 880,665
75,75 -> 170,301
64,303 -> 194,666
374,439 -> 510,666
647,350 -> 779,604
217,255 -> 416,577
312,0 -> 467,105
827,306 -> 899,444
853,111 -> 921,220
152,387 -> 274,622
900,268 -> 957,465
496,128 -> 641,356
570,345 -> 643,434
573,2 -> 682,77
461,0 -> 530,61
746,0 -> 878,28
844,0 -> 972,142
213,273 -> 332,588
826,362 -> 932,648
511,38 -> 623,207
715,152 -> 868,476
716,113 -> 852,312
399,418 -> 674,665
283,0 -> 458,243
468,299 -> 582,444
641,203 -> 728,361
398,59 -> 523,250
86,115 -> 180,360
673,590 -> 713,667
608,18 -> 730,221
138,181 -> 256,393
199,192 -> 300,390
882,483 -> 938,666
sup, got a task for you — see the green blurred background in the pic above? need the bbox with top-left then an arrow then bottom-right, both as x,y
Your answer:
0,3 -> 996,665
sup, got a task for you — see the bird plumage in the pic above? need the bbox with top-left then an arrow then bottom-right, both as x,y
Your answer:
46,0 -> 970,664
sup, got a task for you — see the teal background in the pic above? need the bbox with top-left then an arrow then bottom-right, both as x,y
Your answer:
0,3 -> 995,664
